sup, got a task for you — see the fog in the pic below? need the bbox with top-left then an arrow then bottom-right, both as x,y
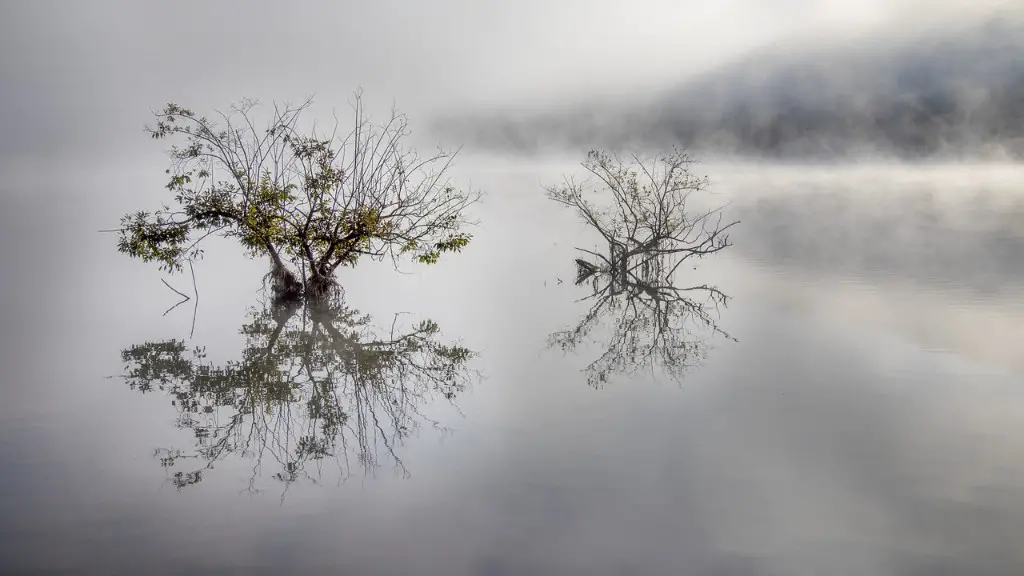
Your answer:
719,164 -> 1024,290
5,2 -> 1024,574
432,1 -> 1023,161
2,0 -> 1015,173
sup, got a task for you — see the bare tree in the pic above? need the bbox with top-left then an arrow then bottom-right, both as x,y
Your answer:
546,149 -> 737,282
116,92 -> 480,301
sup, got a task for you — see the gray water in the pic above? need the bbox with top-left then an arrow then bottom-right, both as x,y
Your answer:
3,158 -> 1024,575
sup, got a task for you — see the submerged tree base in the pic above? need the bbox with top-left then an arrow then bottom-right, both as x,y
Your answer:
269,262 -> 303,302
267,262 -> 340,306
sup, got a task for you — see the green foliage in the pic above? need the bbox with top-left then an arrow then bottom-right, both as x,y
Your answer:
415,232 -> 473,264
118,96 -> 480,294
117,211 -> 193,273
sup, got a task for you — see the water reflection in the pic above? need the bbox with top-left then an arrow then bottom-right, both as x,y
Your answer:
119,294 -> 476,491
732,185 -> 1024,292
549,249 -> 733,387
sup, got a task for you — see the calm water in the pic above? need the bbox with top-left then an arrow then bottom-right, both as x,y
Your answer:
3,158 -> 1024,574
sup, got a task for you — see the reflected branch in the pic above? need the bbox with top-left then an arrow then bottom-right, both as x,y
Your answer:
119,294 -> 476,492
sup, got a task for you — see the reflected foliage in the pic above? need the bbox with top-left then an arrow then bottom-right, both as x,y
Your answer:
120,296 -> 475,490
548,150 -> 735,386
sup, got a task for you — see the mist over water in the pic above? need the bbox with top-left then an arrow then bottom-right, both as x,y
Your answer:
4,1 -> 1024,574
433,6 -> 1024,161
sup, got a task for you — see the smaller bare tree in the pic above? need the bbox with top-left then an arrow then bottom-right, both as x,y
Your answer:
545,149 -> 737,282
115,92 -> 480,301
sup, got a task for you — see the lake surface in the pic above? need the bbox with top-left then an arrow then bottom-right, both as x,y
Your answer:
3,158 -> 1024,575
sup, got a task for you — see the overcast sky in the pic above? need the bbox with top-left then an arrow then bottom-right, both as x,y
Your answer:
0,0 -> 1012,169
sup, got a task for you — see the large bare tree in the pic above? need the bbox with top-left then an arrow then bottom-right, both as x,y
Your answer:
116,92 -> 480,301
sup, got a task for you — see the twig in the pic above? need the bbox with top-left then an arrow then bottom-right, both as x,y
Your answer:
189,260 -> 199,339
161,278 -> 190,300
162,297 -> 191,317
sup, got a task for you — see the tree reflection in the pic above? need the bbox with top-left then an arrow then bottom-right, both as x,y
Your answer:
550,252 -> 733,387
547,150 -> 736,386
119,294 -> 475,491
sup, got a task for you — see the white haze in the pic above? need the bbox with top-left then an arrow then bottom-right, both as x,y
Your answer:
0,0 -> 1015,174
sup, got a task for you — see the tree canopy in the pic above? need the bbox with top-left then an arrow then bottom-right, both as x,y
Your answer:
117,94 -> 479,300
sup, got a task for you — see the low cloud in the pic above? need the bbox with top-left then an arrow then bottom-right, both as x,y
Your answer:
434,6 -> 1024,161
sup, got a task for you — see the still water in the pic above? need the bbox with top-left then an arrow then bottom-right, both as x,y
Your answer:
3,158 -> 1024,574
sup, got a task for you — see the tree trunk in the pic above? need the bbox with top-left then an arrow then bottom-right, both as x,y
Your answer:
304,261 -> 338,302
268,249 -> 339,304
267,243 -> 302,304
609,241 -> 627,295
269,259 -> 303,304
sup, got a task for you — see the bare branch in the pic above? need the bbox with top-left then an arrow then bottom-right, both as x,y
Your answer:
161,278 -> 190,301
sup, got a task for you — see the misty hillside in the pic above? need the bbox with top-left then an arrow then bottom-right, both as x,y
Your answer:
436,11 -> 1024,160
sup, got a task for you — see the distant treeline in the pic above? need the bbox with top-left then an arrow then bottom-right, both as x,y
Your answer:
436,13 -> 1024,161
